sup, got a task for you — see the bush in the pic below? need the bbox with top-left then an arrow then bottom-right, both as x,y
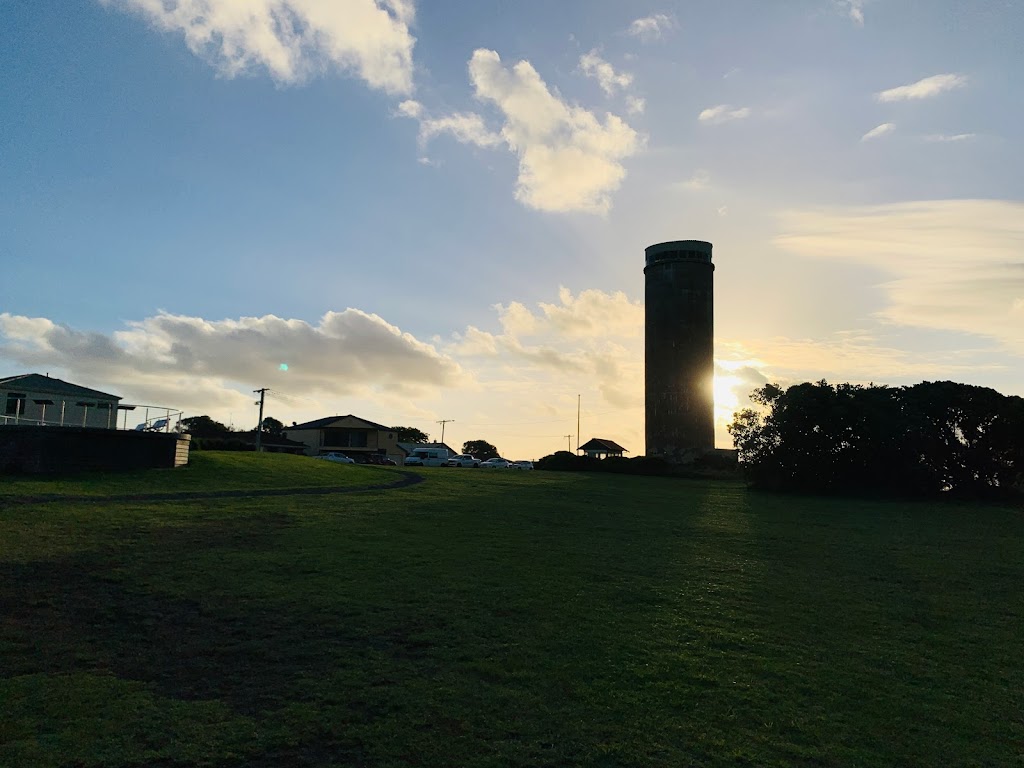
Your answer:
189,437 -> 255,452
535,452 -> 676,477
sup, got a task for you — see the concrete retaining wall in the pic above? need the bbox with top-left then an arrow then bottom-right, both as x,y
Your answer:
0,426 -> 191,474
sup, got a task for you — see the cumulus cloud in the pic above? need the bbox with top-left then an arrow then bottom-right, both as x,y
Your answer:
398,99 -> 502,148
774,199 -> 1024,352
102,0 -> 416,93
876,74 -> 967,103
861,122 -> 895,141
626,13 -> 675,41
0,309 -> 463,415
468,49 -> 642,214
399,50 -> 641,214
579,50 -> 633,96
451,287 -> 646,413
698,104 -> 751,124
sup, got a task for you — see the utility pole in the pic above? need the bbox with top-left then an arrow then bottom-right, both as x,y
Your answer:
436,419 -> 454,446
254,388 -> 268,452
564,434 -> 573,451
576,393 -> 581,452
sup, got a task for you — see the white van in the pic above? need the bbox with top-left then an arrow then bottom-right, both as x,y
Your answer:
403,447 -> 450,467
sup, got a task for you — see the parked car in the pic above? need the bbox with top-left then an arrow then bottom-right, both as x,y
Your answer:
480,458 -> 512,469
404,447 -> 451,467
512,460 -> 534,470
317,452 -> 355,464
447,454 -> 480,468
358,454 -> 398,466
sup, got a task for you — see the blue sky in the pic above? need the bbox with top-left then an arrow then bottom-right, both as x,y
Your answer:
1,0 -> 1022,456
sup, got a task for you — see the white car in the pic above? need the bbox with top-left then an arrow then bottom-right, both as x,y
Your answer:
480,458 -> 512,469
317,452 -> 355,464
447,454 -> 480,468
512,460 -> 534,470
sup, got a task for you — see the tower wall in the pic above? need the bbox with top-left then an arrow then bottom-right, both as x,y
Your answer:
645,240 -> 715,461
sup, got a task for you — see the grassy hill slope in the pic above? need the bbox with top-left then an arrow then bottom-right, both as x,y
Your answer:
1,458 -> 1021,766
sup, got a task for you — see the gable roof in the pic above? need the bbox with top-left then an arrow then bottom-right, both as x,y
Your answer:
286,414 -> 392,432
0,373 -> 121,401
579,438 -> 628,454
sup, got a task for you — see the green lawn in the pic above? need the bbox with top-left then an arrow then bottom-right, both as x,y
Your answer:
0,451 -> 384,497
1,456 -> 1022,767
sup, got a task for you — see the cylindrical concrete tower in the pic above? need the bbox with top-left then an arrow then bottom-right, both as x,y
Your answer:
645,240 -> 715,462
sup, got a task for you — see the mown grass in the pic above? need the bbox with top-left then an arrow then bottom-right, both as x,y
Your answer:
0,451 -> 382,497
1,457 -> 1021,767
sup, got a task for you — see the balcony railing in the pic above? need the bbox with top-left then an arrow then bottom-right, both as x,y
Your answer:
0,402 -> 184,432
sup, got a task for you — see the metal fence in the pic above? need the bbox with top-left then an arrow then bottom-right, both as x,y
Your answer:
0,402 -> 184,432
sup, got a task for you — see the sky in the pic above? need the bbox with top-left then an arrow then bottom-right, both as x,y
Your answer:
1,0 -> 1022,459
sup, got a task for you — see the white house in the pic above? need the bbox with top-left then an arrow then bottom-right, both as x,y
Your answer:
0,373 -> 123,429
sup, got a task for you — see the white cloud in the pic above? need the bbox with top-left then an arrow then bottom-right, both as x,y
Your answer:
0,309 -> 463,416
837,0 -> 865,25
698,104 -> 751,124
876,73 -> 967,103
398,99 -> 502,148
775,199 -> 1024,352
464,48 -> 642,214
924,133 -> 976,143
102,0 -> 416,94
625,95 -> 646,115
861,122 -> 895,141
578,50 -> 633,96
677,169 -> 711,190
626,13 -> 675,41
399,51 -> 642,213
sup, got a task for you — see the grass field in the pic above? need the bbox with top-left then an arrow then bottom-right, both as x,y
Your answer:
1,453 -> 1022,767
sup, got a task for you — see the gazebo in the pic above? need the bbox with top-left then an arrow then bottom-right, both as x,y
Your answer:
578,438 -> 628,459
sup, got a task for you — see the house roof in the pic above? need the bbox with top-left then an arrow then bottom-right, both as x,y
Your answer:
0,373 -> 121,401
579,438 -> 628,454
286,414 -> 392,431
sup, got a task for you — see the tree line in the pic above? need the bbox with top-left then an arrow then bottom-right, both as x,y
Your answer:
728,380 -> 1024,499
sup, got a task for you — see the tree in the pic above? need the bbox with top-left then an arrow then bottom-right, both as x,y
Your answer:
463,439 -> 499,461
391,426 -> 429,444
260,416 -> 284,436
181,415 -> 231,437
728,380 -> 1024,498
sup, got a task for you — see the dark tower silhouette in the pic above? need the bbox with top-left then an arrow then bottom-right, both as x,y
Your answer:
645,240 -> 715,461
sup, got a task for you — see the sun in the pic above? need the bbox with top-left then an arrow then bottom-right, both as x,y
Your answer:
713,374 -> 743,425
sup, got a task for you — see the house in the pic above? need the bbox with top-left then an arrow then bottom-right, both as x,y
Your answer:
284,415 -> 404,462
0,373 -> 123,429
578,438 -> 628,459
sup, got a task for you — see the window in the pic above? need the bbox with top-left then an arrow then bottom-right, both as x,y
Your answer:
4,392 -> 26,416
322,428 -> 369,448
